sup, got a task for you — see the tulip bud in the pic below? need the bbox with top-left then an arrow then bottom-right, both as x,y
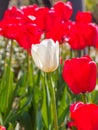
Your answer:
31,39 -> 59,72
62,56 -> 97,94
69,102 -> 98,130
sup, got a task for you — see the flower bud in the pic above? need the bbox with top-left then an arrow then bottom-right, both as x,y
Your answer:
62,56 -> 97,94
31,39 -> 59,72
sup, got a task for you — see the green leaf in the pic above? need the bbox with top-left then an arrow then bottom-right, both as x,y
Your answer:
20,111 -> 33,130
36,109 -> 43,130
41,79 -> 52,129
0,66 -> 15,116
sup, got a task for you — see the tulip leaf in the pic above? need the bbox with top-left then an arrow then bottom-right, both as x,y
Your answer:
0,65 -> 15,116
7,123 -> 14,130
36,109 -> 43,130
90,90 -> 98,104
58,87 -> 70,126
41,81 -> 52,129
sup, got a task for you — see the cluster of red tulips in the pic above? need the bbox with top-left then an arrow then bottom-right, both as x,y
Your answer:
0,1 -> 98,50
0,1 -> 72,49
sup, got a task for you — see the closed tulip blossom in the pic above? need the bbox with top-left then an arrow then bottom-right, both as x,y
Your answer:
31,39 -> 59,72
62,56 -> 97,94
69,102 -> 98,130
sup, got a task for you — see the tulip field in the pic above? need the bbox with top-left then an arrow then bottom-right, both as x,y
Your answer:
0,0 -> 98,130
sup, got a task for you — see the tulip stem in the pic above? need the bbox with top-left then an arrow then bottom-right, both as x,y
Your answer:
48,73 -> 58,130
72,126 -> 77,130
27,54 -> 36,130
27,53 -> 30,84
81,93 -> 87,103
4,38 -> 8,69
6,40 -> 13,109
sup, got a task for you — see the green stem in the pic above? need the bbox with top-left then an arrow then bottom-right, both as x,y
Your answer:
6,40 -> 13,109
27,54 -> 36,130
27,53 -> 30,85
4,110 -> 13,125
81,93 -> 87,103
47,73 -> 58,130
9,40 -> 13,67
70,49 -> 73,58
72,126 -> 77,130
30,103 -> 36,130
4,38 -> 8,70
88,46 -> 90,56
77,50 -> 81,57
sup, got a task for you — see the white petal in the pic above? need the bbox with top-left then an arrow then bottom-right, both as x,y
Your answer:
31,39 -> 59,72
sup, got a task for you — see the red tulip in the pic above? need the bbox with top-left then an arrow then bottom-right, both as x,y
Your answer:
0,18 -> 22,39
0,6 -> 42,49
62,56 -> 97,94
3,6 -> 23,19
20,4 -> 38,16
45,8 -> 72,43
0,17 -> 42,49
76,11 -> 92,23
82,23 -> 98,47
45,9 -> 59,31
45,9 -> 62,42
34,7 -> 49,31
0,6 -> 23,39
69,102 -> 98,130
0,126 -> 6,130
96,26 -> 98,49
20,4 -> 38,24
67,21 -> 98,49
15,23 -> 42,49
44,1 -> 73,43
53,1 -> 73,21
68,22 -> 86,49
67,11 -> 97,49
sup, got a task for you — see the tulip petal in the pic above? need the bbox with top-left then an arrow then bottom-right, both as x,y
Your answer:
70,102 -> 98,130
31,39 -> 59,72
62,56 -> 97,94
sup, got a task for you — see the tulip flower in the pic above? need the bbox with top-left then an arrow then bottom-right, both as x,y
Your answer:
67,21 -> 98,49
20,4 -> 38,23
31,39 -> 59,129
0,126 -> 6,130
96,26 -> 98,49
31,39 -> 59,72
34,7 -> 49,31
44,2 -> 73,43
62,56 -> 97,94
69,102 -> 98,130
20,4 -> 38,16
45,9 -> 62,43
15,23 -> 42,49
76,11 -> 92,23
82,23 -> 98,47
53,1 -> 73,21
67,22 -> 86,50
67,11 -> 98,49
3,6 -> 23,19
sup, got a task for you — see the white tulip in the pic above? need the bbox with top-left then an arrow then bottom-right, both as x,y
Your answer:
31,39 -> 59,72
